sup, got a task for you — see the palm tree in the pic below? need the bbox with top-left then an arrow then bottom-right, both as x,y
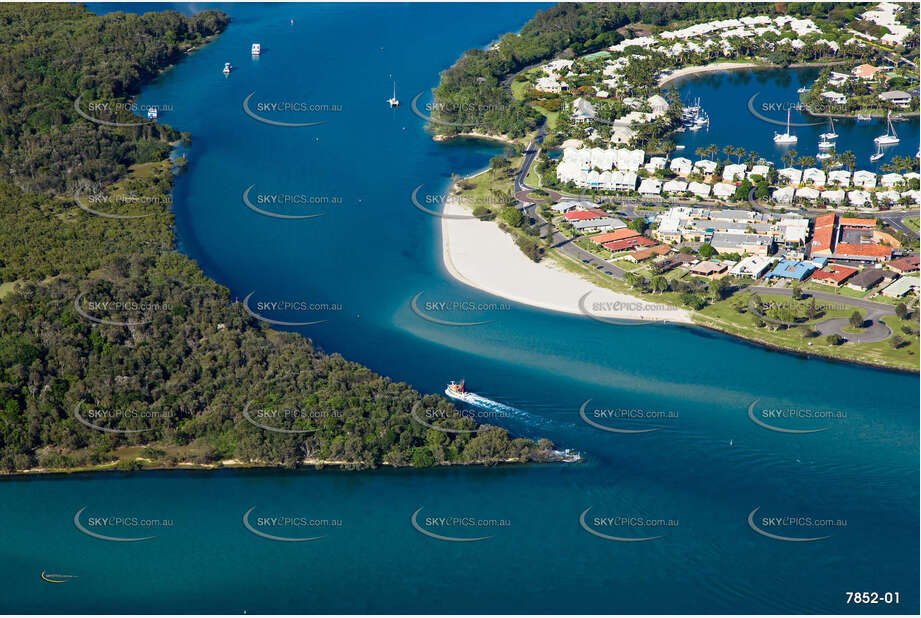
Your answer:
781,149 -> 797,169
795,155 -> 814,171
839,150 -> 856,172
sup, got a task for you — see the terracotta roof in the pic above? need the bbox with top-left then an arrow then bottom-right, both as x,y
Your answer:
589,228 -> 640,244
564,209 -> 607,221
834,243 -> 892,258
810,264 -> 857,284
628,244 -> 672,261
602,237 -> 656,252
889,255 -> 920,273
811,213 -> 836,253
853,64 -> 881,78
839,217 -> 876,227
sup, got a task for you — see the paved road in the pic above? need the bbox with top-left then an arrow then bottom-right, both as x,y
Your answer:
748,187 -> 919,240
748,285 -> 895,343
513,127 -> 629,280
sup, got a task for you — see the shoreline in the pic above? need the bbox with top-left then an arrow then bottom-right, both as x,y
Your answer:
3,454 -> 572,478
657,59 -> 847,87
433,131 -> 519,146
440,194 -> 692,324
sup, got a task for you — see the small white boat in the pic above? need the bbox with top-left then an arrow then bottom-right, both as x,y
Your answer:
222,62 -> 232,75
796,86 -> 808,94
816,152 -> 833,161
819,118 -> 837,140
870,143 -> 884,162
773,109 -> 797,144
251,43 -> 261,55
857,112 -> 871,121
387,81 -> 399,107
874,111 -> 899,145
674,145 -> 685,150
147,107 -> 158,120
818,140 -> 835,150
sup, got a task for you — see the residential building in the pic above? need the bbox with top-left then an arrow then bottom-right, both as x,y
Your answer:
729,255 -> 775,278
881,276 -> 920,298
810,264 -> 857,286
846,268 -> 886,291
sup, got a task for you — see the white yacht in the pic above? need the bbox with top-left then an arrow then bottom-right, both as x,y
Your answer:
870,143 -> 884,162
773,109 -> 797,144
816,152 -> 833,161
819,118 -> 837,140
147,107 -> 158,120
251,43 -> 261,55
222,62 -> 232,75
874,111 -> 899,145
387,81 -> 399,107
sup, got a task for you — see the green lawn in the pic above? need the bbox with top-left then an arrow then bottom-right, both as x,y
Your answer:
904,217 -> 920,232
696,290 -> 918,371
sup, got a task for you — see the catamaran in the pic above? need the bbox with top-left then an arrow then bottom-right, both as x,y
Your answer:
773,109 -> 797,144
874,111 -> 899,145
819,118 -> 837,140
387,81 -> 399,107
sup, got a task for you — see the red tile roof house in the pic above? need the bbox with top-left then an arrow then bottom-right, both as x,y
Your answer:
852,64 -> 882,80
602,237 -> 656,252
563,209 -> 607,221
810,264 -> 858,287
833,243 -> 893,262
589,228 -> 640,244
889,255 -> 920,274
811,213 -> 837,256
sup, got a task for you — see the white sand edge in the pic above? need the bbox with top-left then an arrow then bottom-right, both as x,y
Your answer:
658,62 -> 760,87
441,197 -> 692,324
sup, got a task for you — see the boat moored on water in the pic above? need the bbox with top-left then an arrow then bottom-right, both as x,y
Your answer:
387,81 -> 399,107
222,62 -> 232,74
773,109 -> 797,144
874,111 -> 899,145
819,118 -> 837,140
251,43 -> 261,55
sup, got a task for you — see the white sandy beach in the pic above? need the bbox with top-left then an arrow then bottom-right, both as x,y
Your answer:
658,62 -> 760,87
441,197 -> 692,324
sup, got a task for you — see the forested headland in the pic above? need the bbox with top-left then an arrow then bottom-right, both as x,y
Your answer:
0,4 -> 553,473
429,2 -> 875,138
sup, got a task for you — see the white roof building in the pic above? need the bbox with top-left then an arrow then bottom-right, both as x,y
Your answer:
694,159 -> 717,175
847,190 -> 872,207
828,170 -> 851,187
688,182 -> 711,198
821,189 -> 845,204
645,156 -> 667,173
778,168 -> 802,185
802,168 -> 826,186
712,183 -> 736,199
723,164 -> 747,182
663,179 -> 689,194
747,164 -> 771,180
772,186 -> 795,203
730,255 -> 775,278
638,178 -> 663,195
795,187 -> 820,201
670,157 -> 693,176
853,170 -> 877,189
880,173 -> 903,187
